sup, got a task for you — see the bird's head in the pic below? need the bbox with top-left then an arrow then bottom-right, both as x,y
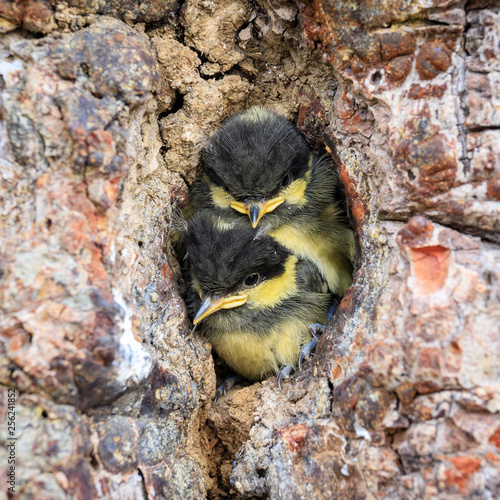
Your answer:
184,212 -> 298,325
204,107 -> 313,228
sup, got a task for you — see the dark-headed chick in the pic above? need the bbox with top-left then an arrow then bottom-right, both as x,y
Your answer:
183,212 -> 331,382
185,106 -> 355,297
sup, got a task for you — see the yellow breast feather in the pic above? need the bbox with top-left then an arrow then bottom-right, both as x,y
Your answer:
270,217 -> 354,295
210,319 -> 312,381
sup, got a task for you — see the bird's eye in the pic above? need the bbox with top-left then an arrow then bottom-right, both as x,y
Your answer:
281,173 -> 291,187
244,273 -> 260,287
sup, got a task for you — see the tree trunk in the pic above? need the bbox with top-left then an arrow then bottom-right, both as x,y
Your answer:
0,0 -> 498,498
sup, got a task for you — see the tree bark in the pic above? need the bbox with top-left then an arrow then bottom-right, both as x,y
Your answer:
0,0 -> 498,499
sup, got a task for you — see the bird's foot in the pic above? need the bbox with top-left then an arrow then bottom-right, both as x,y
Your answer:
308,322 -> 326,340
277,366 -> 293,389
298,340 -> 317,371
214,374 -> 241,404
327,296 -> 340,321
277,323 -> 328,388
277,300 -> 340,389
298,322 -> 329,371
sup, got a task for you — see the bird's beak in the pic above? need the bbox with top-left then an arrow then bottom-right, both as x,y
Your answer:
230,196 -> 285,228
193,294 -> 249,325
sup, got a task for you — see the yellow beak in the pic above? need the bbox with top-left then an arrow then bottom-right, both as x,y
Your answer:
193,294 -> 249,325
230,196 -> 285,228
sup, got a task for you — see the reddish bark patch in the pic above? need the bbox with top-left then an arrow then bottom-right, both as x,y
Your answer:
400,216 -> 434,245
276,424 -> 311,455
409,245 -> 451,295
338,285 -> 357,310
392,117 -> 457,198
339,163 -> 368,225
0,0 -> 24,24
444,456 -> 481,493
161,263 -> 173,281
89,244 -> 110,288
416,41 -> 452,80
486,174 -> 500,200
395,382 -> 417,405
417,346 -> 442,374
385,55 -> 413,82
23,0 -> 54,33
298,2 -> 324,52
330,364 -> 342,381
334,90 -> 356,121
408,83 -> 447,99
379,31 -> 416,61
486,452 -> 500,465
488,426 -> 500,450
64,219 -> 91,254
415,380 -> 442,394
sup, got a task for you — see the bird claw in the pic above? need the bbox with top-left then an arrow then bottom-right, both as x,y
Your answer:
214,387 -> 226,404
308,323 -> 326,340
214,375 -> 240,404
298,321 -> 328,370
327,297 -> 339,321
299,296 -> 339,369
277,366 -> 293,389
298,338 -> 318,371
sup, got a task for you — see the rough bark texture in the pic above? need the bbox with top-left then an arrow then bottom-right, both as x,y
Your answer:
0,0 -> 498,499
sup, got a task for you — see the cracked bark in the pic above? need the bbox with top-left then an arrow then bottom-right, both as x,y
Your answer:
0,0 -> 498,499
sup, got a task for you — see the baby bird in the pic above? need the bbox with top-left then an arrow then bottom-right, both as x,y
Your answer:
183,212 -> 331,385
186,106 -> 355,297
